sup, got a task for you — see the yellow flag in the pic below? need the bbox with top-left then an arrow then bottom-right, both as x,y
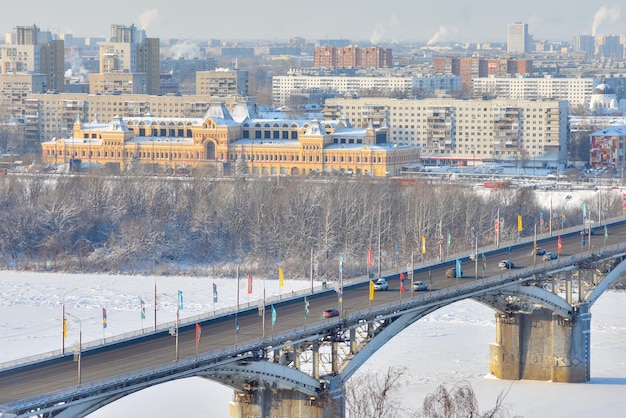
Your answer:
517,215 -> 523,232
421,236 -> 426,254
369,280 -> 375,300
63,318 -> 67,338
279,267 -> 284,287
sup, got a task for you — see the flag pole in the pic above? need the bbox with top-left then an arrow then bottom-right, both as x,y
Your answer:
262,278 -> 266,339
236,266 -> 239,347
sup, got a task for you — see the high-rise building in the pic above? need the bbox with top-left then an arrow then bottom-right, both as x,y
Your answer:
0,25 -> 64,92
507,22 -> 531,54
95,24 -> 160,95
195,69 -> 248,97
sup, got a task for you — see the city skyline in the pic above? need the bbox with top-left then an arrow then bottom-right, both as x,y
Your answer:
2,1 -> 624,44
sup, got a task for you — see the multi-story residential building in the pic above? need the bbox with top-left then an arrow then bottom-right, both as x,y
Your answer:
433,56 -> 533,92
324,97 -> 569,168
0,25 -> 64,93
507,22 -> 531,54
313,46 -> 392,69
589,125 -> 626,169
89,72 -> 148,95
272,73 -> 461,107
472,75 -> 596,108
40,102 -> 420,177
195,69 -> 249,97
95,24 -> 160,95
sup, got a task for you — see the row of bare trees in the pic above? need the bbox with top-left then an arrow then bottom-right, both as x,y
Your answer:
0,173 -> 619,278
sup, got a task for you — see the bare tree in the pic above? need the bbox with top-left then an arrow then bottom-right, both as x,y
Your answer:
345,367 -> 407,418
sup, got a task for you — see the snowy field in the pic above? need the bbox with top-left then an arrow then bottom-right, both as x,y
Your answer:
1,271 -> 625,417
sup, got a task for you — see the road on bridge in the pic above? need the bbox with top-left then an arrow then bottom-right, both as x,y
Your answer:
1,222 -> 624,405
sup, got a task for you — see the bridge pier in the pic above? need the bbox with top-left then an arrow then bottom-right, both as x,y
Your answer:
489,304 -> 590,382
229,381 -> 344,418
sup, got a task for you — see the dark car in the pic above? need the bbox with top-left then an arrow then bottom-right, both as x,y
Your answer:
323,308 -> 340,318
543,252 -> 558,261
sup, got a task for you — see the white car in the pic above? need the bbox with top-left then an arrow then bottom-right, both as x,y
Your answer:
372,278 -> 388,291
413,281 -> 428,291
498,260 -> 514,269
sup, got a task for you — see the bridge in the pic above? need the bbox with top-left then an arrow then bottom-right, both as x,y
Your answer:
1,220 -> 626,418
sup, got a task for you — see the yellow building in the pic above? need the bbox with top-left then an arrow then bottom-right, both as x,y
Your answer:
41,103 -> 420,177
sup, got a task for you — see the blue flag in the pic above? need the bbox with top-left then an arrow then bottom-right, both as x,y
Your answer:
177,290 -> 183,310
456,259 -> 462,278
271,305 -> 276,326
583,202 -> 587,219
235,314 -> 240,333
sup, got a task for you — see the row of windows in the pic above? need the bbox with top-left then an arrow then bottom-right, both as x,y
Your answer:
231,153 -> 384,164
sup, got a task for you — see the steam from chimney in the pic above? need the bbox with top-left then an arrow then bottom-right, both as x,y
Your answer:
427,26 -> 458,45
139,9 -> 159,31
592,6 -> 620,36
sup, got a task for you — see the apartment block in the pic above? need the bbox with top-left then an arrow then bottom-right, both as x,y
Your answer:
196,69 -> 249,97
325,97 -> 568,167
313,46 -> 392,69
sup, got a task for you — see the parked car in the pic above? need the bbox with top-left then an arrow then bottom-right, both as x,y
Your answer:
322,308 -> 340,318
543,252 -> 558,261
532,247 -> 546,256
445,268 -> 461,278
498,260 -> 514,269
372,278 -> 388,291
413,281 -> 428,291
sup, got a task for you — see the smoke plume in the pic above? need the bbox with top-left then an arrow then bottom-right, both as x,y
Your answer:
592,6 -> 620,36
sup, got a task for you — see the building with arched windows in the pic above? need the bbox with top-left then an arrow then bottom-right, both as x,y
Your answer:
40,103 -> 420,177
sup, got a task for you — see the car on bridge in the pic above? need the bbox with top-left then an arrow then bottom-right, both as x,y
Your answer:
543,252 -> 558,261
323,308 -> 340,318
413,281 -> 428,291
445,268 -> 461,278
372,278 -> 388,291
498,260 -> 514,269
532,247 -> 546,256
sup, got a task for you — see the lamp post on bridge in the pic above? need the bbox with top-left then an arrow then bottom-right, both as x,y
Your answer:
161,291 -> 182,362
65,312 -> 82,386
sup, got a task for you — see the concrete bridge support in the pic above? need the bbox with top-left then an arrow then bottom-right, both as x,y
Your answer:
489,304 -> 590,382
229,382 -> 344,418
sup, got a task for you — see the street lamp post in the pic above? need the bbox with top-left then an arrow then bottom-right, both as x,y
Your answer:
65,312 -> 82,386
62,288 -> 78,355
161,292 -> 180,361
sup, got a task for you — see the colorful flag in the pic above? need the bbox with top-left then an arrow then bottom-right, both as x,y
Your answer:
517,215 -> 523,232
400,272 -> 405,293
195,323 -> 201,347
456,259 -> 462,278
561,207 -> 566,222
247,273 -> 253,294
369,280 -> 375,300
540,211 -> 545,227
304,296 -> 310,317
583,202 -> 587,218
102,308 -> 107,329
271,305 -> 276,326
557,235 -> 562,253
421,236 -> 426,254
623,193 -> 626,209
482,253 -> 487,271
367,248 -> 373,267
494,220 -> 499,238
140,298 -> 146,320
235,314 -> 240,333
339,255 -> 344,273
177,290 -> 183,310
447,231 -> 452,248
338,290 -> 343,304
279,267 -> 284,287
63,318 -> 67,338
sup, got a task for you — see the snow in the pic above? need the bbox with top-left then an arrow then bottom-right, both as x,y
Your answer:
1,271 -> 625,417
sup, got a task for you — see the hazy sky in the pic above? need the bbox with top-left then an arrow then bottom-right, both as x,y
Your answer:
3,1 -> 624,44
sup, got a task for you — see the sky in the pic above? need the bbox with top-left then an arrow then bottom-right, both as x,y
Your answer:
1,270 -> 625,417
2,1 -> 625,44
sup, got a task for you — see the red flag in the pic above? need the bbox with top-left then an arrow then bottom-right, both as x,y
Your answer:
247,273 -> 252,294
495,220 -> 499,238
400,272 -> 405,293
557,235 -> 562,253
195,323 -> 201,347
367,248 -> 373,267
